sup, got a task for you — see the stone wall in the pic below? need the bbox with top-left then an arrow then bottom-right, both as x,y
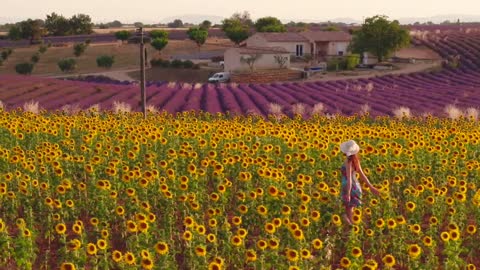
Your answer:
230,69 -> 302,83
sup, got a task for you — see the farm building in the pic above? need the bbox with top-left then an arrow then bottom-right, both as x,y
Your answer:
224,46 -> 290,72
244,31 -> 352,60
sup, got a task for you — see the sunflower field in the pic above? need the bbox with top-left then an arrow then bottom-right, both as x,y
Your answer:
0,109 -> 479,270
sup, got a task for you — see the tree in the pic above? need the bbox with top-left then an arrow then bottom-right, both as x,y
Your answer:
254,17 -> 286,32
107,20 -> 123,28
96,55 -> 115,68
134,22 -> 144,28
69,14 -> 94,35
350,15 -> 410,62
8,25 -> 22,40
222,13 -> 251,45
115,30 -> 132,43
58,58 -> 77,72
200,20 -> 212,30
151,37 -> 168,56
18,19 -> 44,44
167,19 -> 184,28
187,27 -> 208,49
241,54 -> 261,72
73,43 -> 87,57
274,54 -> 288,69
149,30 -> 168,39
45,12 -> 70,36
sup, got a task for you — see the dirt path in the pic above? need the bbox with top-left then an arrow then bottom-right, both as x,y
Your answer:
47,68 -> 140,81
303,61 -> 442,82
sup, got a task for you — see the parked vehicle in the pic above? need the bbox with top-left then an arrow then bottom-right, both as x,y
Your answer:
208,72 -> 230,83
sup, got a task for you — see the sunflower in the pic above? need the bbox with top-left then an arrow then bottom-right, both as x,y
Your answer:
195,245 -> 207,257
387,218 -> 397,229
382,254 -> 395,267
124,252 -> 136,265
423,236 -> 433,247
232,216 -> 242,226
301,248 -> 311,259
208,262 -> 222,270
155,241 -> 169,255
138,221 -> 149,233
116,206 -> 125,216
406,201 -> 416,212
312,238 -> 323,249
257,239 -> 268,250
231,235 -> 243,247
375,218 -> 385,229
59,263 -> 76,270
207,233 -> 217,243
245,249 -> 257,262
86,243 -> 97,256
237,228 -> 248,238
97,239 -> 107,250
126,220 -> 137,233
410,224 -> 421,234
310,210 -> 321,221
450,229 -> 460,241
407,244 -> 422,259
351,246 -> 362,258
112,250 -> 123,262
286,249 -> 299,262
55,223 -> 67,235
292,229 -> 304,240
182,230 -> 193,241
331,214 -> 342,226
466,224 -> 477,235
268,238 -> 280,250
67,239 -> 81,251
340,257 -> 351,268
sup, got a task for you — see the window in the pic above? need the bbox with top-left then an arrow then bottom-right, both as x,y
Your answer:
338,51 -> 344,56
296,44 -> 304,56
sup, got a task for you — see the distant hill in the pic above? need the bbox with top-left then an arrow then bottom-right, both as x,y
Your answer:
159,14 -> 225,25
397,14 -> 480,24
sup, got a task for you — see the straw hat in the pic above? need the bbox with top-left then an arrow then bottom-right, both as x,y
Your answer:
340,140 -> 360,156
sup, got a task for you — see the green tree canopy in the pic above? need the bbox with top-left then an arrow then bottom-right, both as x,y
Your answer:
45,12 -> 71,36
200,20 -> 212,30
187,27 -> 208,48
150,37 -> 168,54
254,16 -> 286,32
115,30 -> 132,43
18,19 -> 44,43
221,12 -> 252,45
69,14 -> 94,35
350,15 -> 410,62
149,29 -> 168,39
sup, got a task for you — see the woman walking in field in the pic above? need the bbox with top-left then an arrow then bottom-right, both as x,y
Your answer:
340,140 -> 380,225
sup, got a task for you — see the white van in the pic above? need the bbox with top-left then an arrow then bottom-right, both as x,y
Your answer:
208,72 -> 230,83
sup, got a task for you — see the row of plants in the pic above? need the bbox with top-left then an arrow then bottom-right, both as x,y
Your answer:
150,58 -> 200,69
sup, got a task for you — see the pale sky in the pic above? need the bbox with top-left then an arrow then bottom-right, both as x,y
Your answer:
2,0 -> 480,24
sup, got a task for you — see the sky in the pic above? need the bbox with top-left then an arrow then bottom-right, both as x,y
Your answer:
2,0 -> 480,24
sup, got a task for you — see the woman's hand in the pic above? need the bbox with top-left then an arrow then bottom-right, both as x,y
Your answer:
343,193 -> 351,204
370,186 -> 380,196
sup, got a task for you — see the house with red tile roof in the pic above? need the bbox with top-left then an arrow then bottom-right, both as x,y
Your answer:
245,31 -> 352,59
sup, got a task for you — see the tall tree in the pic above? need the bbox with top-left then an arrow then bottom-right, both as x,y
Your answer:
222,12 -> 252,45
19,19 -> 44,44
45,12 -> 70,36
350,15 -> 410,62
187,27 -> 208,49
69,14 -> 94,35
254,17 -> 286,32
168,19 -> 184,28
200,20 -> 212,30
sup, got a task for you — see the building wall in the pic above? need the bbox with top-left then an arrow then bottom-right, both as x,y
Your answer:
266,41 -> 312,56
224,48 -> 291,72
327,41 -> 350,55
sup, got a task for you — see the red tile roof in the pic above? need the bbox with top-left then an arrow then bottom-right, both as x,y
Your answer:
237,46 -> 289,54
255,31 -> 352,42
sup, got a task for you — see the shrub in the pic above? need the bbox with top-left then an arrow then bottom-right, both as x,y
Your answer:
346,54 -> 360,70
73,43 -> 87,57
115,30 -> 131,43
38,45 -> 48,54
1,48 -> 13,61
85,39 -> 91,45
183,60 -> 194,69
150,59 -> 170,67
96,55 -> 115,68
15,62 -> 34,75
327,57 -> 347,71
170,59 -> 184,68
31,53 -> 40,63
58,58 -> 77,73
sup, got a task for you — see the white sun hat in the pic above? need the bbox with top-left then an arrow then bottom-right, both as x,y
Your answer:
340,140 -> 360,156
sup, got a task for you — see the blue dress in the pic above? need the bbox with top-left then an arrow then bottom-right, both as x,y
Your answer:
340,163 -> 363,207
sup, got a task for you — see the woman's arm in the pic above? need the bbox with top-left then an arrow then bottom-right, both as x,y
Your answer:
344,160 -> 353,203
354,159 -> 380,196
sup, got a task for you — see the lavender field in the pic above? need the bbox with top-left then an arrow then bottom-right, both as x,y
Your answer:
1,28 -> 480,118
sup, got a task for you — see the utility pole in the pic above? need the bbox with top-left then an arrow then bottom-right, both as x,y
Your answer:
137,27 -> 147,119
